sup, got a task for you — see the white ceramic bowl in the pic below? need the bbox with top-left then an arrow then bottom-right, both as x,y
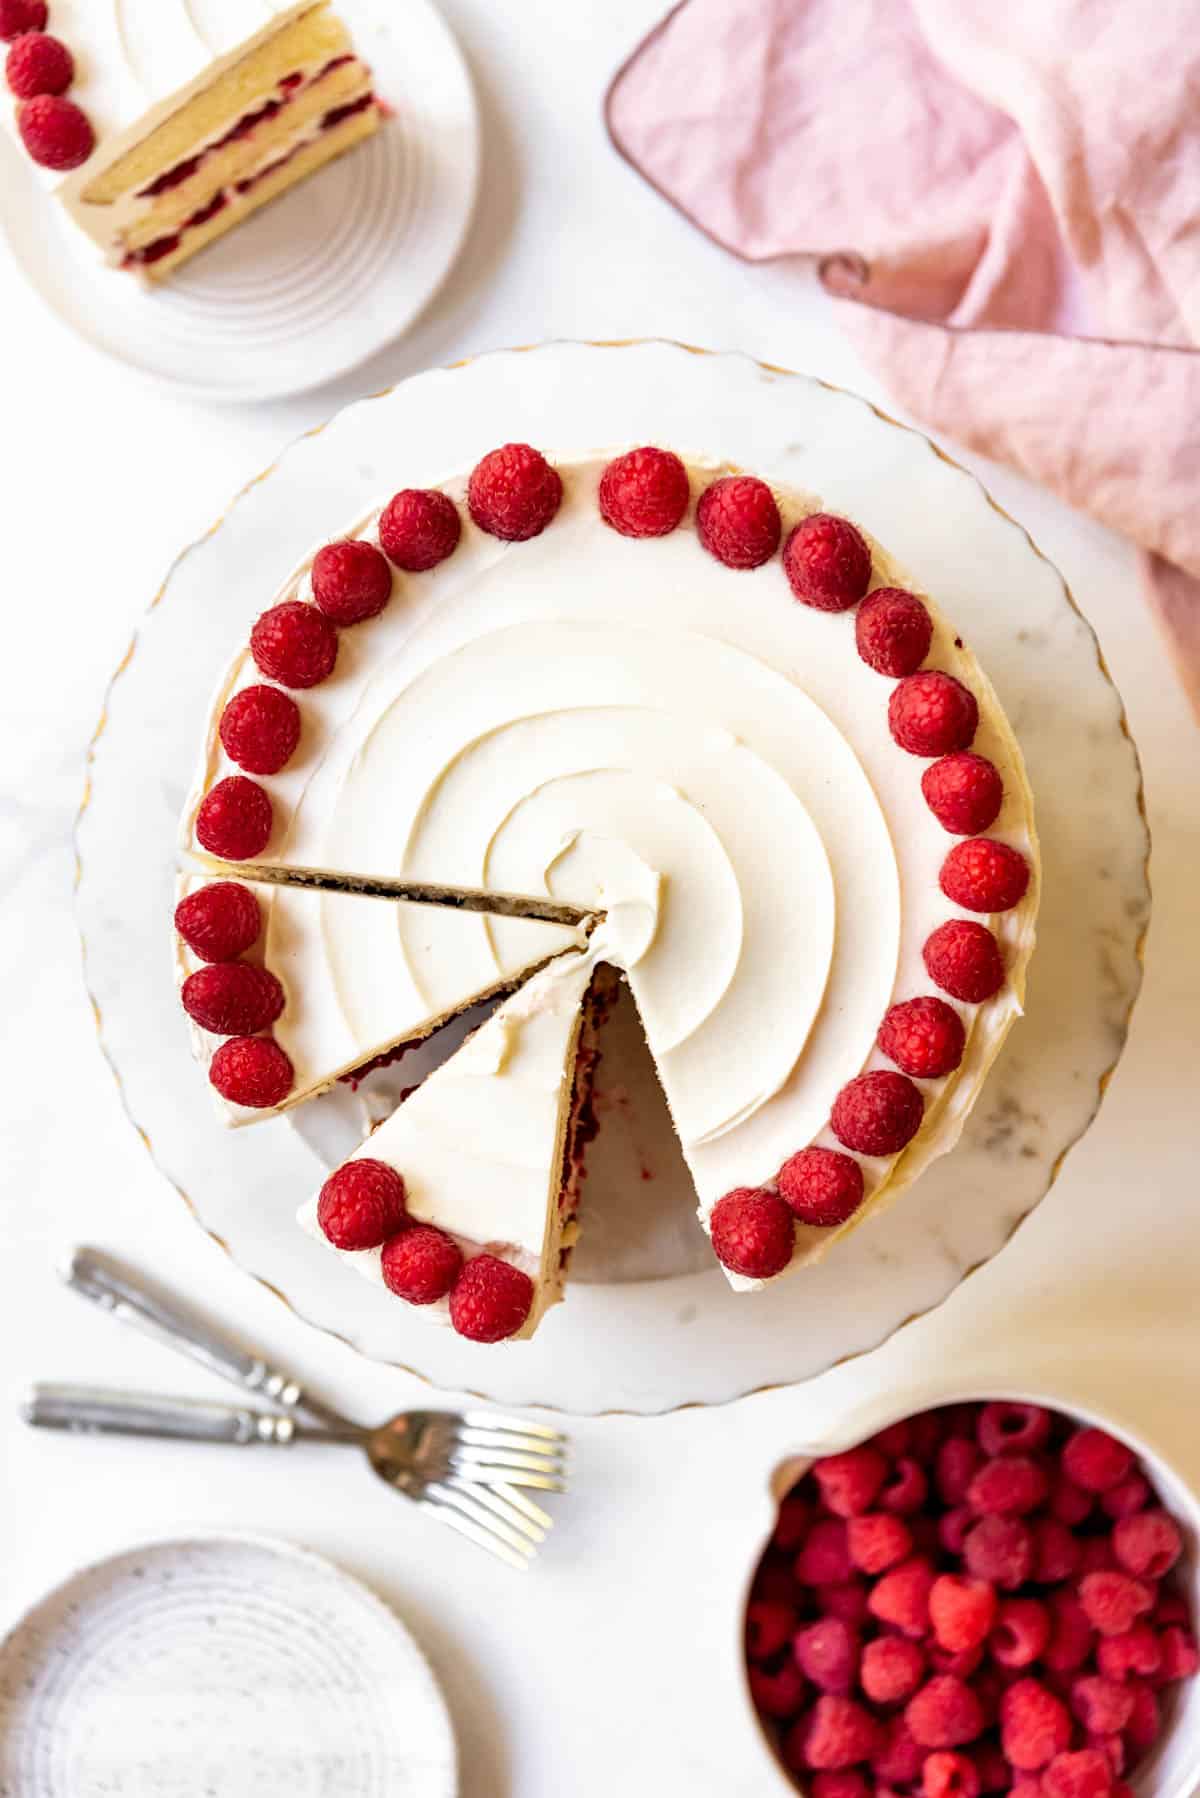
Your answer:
736,1385 -> 1200,1798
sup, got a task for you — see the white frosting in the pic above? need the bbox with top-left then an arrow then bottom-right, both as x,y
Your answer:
181,451 -> 1039,1310
296,952 -> 595,1336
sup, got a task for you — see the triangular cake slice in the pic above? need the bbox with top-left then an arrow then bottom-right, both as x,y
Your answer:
296,952 -> 618,1340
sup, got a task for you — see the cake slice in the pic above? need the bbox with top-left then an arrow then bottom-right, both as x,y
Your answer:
296,953 -> 619,1340
12,3 -> 379,279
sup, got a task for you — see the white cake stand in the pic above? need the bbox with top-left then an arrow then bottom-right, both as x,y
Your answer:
74,341 -> 1150,1414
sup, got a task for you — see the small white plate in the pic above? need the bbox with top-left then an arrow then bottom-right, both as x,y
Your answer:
0,1534 -> 457,1796
0,0 -> 479,403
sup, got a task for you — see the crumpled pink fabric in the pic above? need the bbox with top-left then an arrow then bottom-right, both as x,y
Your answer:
606,0 -> 1200,713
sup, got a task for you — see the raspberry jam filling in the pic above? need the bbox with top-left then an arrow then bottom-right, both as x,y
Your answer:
124,84 -> 374,269
134,54 -> 358,199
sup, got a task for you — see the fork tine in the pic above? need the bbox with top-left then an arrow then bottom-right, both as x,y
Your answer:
484,1481 -> 555,1531
417,1494 -> 530,1570
455,1424 -> 570,1458
463,1467 -> 568,1494
442,1476 -> 548,1544
453,1446 -> 569,1480
424,1480 -> 540,1559
463,1409 -> 568,1445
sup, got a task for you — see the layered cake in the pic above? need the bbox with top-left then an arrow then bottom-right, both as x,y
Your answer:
176,443 -> 1039,1342
1,0 -> 379,278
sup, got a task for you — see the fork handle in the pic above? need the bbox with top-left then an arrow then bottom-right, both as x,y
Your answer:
63,1247 -> 349,1430
22,1383 -> 301,1445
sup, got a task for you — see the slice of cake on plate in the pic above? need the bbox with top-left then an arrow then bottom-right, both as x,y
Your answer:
176,442 -> 1039,1341
2,1 -> 379,278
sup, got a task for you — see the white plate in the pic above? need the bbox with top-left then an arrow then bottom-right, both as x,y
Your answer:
0,1534 -> 457,1796
74,341 -> 1150,1413
0,0 -> 479,403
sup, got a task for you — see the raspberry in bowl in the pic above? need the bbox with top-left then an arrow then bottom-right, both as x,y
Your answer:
742,1393 -> 1200,1798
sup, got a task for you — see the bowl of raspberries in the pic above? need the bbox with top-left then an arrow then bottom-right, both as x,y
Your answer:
744,1396 -> 1199,1798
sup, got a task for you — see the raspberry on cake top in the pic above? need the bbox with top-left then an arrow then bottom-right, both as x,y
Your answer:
176,442 -> 1039,1342
1,0 -> 379,278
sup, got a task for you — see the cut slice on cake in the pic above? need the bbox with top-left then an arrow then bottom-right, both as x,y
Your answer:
7,2 -> 379,279
296,952 -> 618,1340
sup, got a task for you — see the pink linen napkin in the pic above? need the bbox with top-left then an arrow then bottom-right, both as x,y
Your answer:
606,0 -> 1200,713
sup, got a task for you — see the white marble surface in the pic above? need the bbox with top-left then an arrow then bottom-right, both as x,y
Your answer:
1,3 -> 1198,1794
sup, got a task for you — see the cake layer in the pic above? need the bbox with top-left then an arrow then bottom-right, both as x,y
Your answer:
297,951 -> 601,1338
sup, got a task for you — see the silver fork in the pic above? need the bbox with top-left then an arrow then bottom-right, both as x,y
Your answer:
34,1247 -> 569,1570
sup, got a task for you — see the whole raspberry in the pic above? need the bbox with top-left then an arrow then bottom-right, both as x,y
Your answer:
250,601 -> 338,689
979,1401 -> 1053,1457
1154,1590 -> 1190,1626
795,1519 -> 852,1586
378,488 -> 462,571
1044,1751 -> 1114,1798
381,1224 -> 463,1304
311,538 -> 392,624
1050,1472 -> 1094,1526
800,1695 -> 880,1769
1045,1591 -> 1096,1673
448,1254 -> 534,1342
174,881 -> 261,962
783,513 -> 872,611
777,1146 -> 865,1226
752,1561 -> 800,1607
928,1642 -> 984,1680
873,1719 -> 925,1786
793,1616 -> 859,1695
861,1636 -> 925,1706
1088,1737 -> 1126,1780
1123,1682 -> 1159,1755
818,1582 -> 869,1627
709,1186 -> 794,1278
868,1556 -> 936,1639
922,753 -> 1004,835
939,1508 -> 973,1556
924,1751 -> 981,1798
847,1512 -> 911,1574
937,1437 -> 982,1505
1001,1680 -> 1073,1771
923,919 -> 1006,1003
879,1456 -> 929,1515
855,587 -> 933,675
889,671 -> 979,756
1112,1511 -> 1182,1579
967,1456 -> 1048,1517
181,962 -> 284,1035
317,1158 -> 407,1250
695,474 -> 781,568
208,1035 -> 293,1108
878,995 -> 965,1078
749,1658 -> 809,1719
195,775 -> 272,861
964,1516 -> 1033,1590
0,0 -> 46,41
17,92 -> 94,167
218,684 -> 301,775
941,839 -> 1031,912
1072,1677 -> 1134,1736
974,1743 -> 1013,1793
870,1420 -> 912,1456
773,1492 -> 812,1551
1033,1518 -> 1082,1583
906,1676 -> 984,1749
1097,1625 -> 1161,1681
1156,1625 -> 1200,1681
1079,1572 -> 1154,1637
1101,1474 -> 1151,1520
1011,1784 -> 1046,1798
1078,1538 -> 1118,1576
930,1574 -> 998,1653
746,1598 -> 798,1660
6,31 -> 71,97
831,1070 -> 924,1157
467,442 -> 562,541
809,1774 -> 869,1798
992,1597 -> 1051,1668
812,1445 -> 888,1517
598,446 -> 690,538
